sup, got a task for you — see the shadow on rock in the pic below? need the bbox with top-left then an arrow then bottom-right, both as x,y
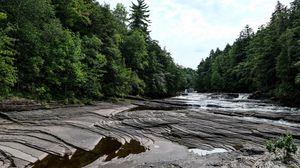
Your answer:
31,137 -> 146,168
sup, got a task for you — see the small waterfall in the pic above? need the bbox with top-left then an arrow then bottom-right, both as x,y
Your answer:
236,94 -> 250,100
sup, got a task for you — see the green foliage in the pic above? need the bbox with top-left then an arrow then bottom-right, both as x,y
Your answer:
101,45 -> 132,97
81,35 -> 106,98
114,3 -> 128,24
51,0 -> 92,31
0,13 -> 7,20
210,57 -> 225,91
3,0 -> 300,102
120,30 -> 148,95
128,71 -> 146,96
143,41 -> 166,97
196,1 -> 300,101
182,68 -> 197,90
41,22 -> 86,98
0,12 -> 17,96
196,56 -> 212,92
113,3 -> 128,34
295,61 -> 300,85
266,133 -> 298,161
121,30 -> 148,74
143,40 -> 187,97
0,0 -> 187,101
129,0 -> 150,35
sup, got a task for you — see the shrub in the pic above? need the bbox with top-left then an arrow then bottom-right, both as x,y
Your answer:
266,133 -> 298,162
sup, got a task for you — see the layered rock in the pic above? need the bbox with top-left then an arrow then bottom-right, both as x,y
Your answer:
0,94 -> 299,168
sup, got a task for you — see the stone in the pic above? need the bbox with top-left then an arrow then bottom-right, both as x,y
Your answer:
0,94 -> 298,168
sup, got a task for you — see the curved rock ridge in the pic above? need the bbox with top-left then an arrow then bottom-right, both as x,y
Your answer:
115,109 -> 300,150
0,103 -> 152,168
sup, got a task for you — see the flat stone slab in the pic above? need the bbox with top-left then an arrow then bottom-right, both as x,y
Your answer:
0,103 -> 140,167
0,97 -> 299,168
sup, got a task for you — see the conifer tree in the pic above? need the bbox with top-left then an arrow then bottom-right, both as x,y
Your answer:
129,0 -> 151,35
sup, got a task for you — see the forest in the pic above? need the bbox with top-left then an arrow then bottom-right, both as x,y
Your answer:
1,0 -> 300,105
0,0 -> 195,101
196,1 -> 300,105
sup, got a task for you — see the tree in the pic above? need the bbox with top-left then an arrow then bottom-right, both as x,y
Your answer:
144,40 -> 167,97
248,3 -> 288,93
0,0 -> 57,96
238,25 -> 254,40
113,3 -> 128,34
121,30 -> 148,95
271,1 -> 288,33
121,30 -> 148,75
79,35 -> 107,98
39,22 -> 86,99
211,58 -> 225,91
182,68 -> 197,90
231,25 -> 253,64
51,0 -> 92,32
295,61 -> 300,86
290,0 -> 300,27
129,0 -> 151,35
86,4 -> 132,97
0,0 -> 188,100
196,51 -> 213,92
195,0 -> 300,104
276,27 -> 300,98
0,12 -> 17,96
1,0 -> 87,99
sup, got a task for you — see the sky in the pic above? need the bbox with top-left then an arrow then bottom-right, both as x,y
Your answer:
98,0 -> 294,69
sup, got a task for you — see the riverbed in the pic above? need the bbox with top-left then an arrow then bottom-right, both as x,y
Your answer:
0,93 -> 299,168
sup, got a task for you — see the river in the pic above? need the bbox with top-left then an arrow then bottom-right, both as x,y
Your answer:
174,93 -> 300,127
0,93 -> 299,168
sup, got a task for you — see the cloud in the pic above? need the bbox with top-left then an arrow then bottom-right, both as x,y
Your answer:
98,0 -> 294,69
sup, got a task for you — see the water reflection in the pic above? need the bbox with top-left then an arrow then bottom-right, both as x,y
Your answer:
32,137 -> 146,168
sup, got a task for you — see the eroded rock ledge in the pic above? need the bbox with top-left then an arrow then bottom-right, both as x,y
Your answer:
0,97 -> 299,168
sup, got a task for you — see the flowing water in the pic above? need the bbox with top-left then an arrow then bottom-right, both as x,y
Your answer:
175,93 -> 299,113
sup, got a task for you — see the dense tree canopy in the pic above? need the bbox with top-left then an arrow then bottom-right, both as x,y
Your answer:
195,0 -> 300,104
0,0 -> 192,101
0,12 -> 17,95
2,0 -> 298,104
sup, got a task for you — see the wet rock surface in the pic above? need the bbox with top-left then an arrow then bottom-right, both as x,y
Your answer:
0,93 -> 299,168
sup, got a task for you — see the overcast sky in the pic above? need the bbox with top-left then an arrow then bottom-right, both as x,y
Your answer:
98,0 -> 293,69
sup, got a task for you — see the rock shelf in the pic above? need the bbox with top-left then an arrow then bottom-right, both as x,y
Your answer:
0,94 -> 299,168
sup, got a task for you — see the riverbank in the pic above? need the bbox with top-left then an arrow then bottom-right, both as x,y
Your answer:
248,91 -> 300,108
0,93 -> 299,168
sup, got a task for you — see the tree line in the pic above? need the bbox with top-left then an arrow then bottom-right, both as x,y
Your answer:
0,0 -> 195,101
195,1 -> 300,104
